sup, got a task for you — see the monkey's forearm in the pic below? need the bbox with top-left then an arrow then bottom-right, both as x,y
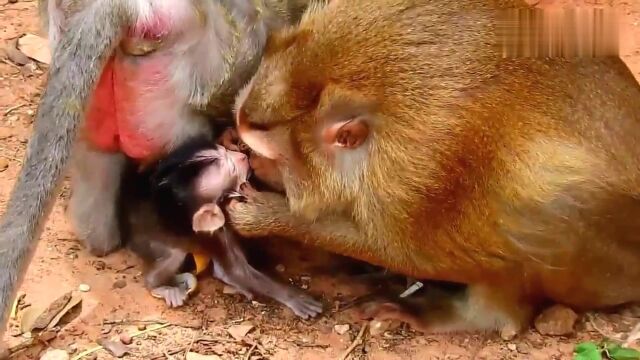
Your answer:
229,193 -> 365,256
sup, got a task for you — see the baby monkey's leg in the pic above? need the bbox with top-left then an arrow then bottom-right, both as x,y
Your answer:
212,228 -> 323,319
145,247 -> 194,308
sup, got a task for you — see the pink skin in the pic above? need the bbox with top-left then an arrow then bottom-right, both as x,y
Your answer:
195,147 -> 251,199
83,7 -> 198,162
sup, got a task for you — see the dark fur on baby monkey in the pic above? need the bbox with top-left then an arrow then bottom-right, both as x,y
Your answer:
119,137 -> 323,317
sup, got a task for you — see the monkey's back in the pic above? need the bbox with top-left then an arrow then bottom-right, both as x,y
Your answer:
320,0 -> 640,307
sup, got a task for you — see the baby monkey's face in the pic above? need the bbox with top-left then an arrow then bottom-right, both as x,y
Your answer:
195,145 -> 250,201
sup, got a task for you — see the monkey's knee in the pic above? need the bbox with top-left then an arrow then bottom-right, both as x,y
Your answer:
68,145 -> 126,256
68,191 -> 121,256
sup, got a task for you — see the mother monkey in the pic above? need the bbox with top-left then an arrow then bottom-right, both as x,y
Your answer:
228,0 -> 640,337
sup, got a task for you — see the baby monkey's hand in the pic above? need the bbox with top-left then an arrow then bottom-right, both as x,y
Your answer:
218,127 -> 249,153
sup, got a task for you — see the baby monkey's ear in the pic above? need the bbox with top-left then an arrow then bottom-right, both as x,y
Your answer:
192,203 -> 226,234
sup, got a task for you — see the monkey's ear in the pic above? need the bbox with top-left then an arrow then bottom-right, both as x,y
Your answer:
322,118 -> 370,149
318,86 -> 375,150
192,203 -> 225,233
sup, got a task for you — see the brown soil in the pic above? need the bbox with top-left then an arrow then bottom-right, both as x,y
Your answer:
1,0 -> 639,359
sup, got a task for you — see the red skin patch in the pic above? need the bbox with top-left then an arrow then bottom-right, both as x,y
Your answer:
83,19 -> 173,162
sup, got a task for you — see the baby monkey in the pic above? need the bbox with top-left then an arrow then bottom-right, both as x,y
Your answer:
119,137 -> 323,319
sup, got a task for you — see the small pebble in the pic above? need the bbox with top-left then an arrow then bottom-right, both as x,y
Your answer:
534,304 -> 578,336
334,324 -> 350,335
275,264 -> 285,272
119,333 -> 132,345
137,324 -> 146,331
39,349 -> 69,360
516,343 -> 531,354
368,319 -> 393,337
78,284 -> 91,292
507,343 -> 517,351
112,279 -> 127,289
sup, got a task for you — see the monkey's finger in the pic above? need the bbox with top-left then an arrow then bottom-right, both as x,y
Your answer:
239,182 -> 257,196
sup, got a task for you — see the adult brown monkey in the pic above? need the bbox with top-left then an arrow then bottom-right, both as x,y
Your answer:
227,0 -> 640,337
0,0 -> 317,339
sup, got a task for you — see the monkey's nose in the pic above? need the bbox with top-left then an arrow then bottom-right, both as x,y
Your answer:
236,106 -> 248,127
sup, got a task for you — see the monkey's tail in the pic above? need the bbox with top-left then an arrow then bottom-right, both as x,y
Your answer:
0,0 -> 132,334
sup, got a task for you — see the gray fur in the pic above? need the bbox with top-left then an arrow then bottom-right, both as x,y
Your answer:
0,0 -> 132,335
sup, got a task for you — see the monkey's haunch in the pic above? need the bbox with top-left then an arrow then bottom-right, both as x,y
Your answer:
84,46 -> 176,160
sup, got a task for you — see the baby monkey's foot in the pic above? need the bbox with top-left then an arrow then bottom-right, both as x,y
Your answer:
280,290 -> 324,320
150,273 -> 198,308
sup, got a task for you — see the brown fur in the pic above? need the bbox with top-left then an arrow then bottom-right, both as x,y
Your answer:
227,0 -> 640,335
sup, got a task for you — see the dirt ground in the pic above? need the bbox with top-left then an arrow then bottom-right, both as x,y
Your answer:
1,0 -> 640,359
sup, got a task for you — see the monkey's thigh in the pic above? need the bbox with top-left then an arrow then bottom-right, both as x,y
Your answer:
68,140 -> 126,256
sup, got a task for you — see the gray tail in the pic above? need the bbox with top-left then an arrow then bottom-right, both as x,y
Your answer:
0,0 -> 130,332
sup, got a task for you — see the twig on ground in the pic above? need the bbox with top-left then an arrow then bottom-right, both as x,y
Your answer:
163,348 -> 176,360
184,328 -> 200,360
8,338 -> 35,355
148,347 -> 184,360
624,321 -> 640,347
71,323 -> 171,360
116,264 -> 136,273
99,318 -> 201,329
3,103 -> 26,116
587,313 -> 625,342
244,343 -> 257,360
337,323 -> 368,360
293,342 -> 330,349
10,292 -> 25,319
0,58 -> 21,69
0,146 -> 24,164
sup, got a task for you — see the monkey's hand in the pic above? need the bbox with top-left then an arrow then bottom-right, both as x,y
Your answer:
218,127 -> 249,152
226,190 -> 290,238
249,152 -> 284,191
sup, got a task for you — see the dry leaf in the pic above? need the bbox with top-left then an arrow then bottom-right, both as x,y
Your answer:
227,323 -> 254,341
185,353 -> 222,360
46,292 -> 82,329
5,40 -> 29,66
17,34 -> 50,64
20,292 -> 72,333
97,338 -> 129,358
